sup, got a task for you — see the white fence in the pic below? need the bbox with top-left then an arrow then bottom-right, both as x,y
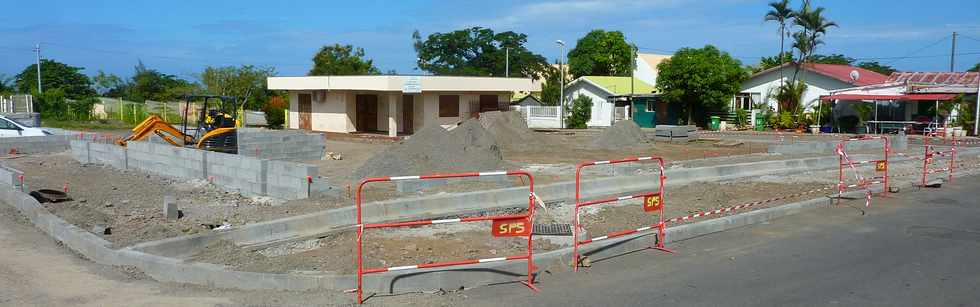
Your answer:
0,95 -> 33,113
511,105 -> 562,128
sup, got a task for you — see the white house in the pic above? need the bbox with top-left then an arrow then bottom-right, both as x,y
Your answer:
267,75 -> 539,137
734,62 -> 888,112
562,76 -> 656,127
633,53 -> 671,87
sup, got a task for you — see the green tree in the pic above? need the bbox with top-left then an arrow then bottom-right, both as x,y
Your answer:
14,59 -> 95,99
656,45 -> 748,125
566,95 -> 593,129
309,44 -> 380,75
412,27 -> 548,78
764,0 -> 796,74
567,29 -> 634,78
539,65 -> 563,106
967,63 -> 979,72
809,53 -> 854,65
198,65 -> 277,109
756,51 -> 794,72
857,61 -> 897,75
93,70 -> 124,96
0,74 -> 12,95
125,61 -> 198,102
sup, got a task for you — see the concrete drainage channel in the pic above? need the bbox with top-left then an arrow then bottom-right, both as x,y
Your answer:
1,147 -> 979,297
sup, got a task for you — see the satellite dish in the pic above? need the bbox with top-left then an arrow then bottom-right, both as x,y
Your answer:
849,70 -> 860,82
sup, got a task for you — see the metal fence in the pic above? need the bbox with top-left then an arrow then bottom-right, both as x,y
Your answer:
0,95 -> 34,113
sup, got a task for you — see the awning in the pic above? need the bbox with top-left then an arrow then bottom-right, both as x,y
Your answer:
820,93 -> 957,101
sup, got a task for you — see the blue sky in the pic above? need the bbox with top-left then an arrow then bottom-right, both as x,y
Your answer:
2,0 -> 980,81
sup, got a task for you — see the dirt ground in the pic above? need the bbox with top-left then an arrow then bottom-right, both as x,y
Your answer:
5,153 -> 349,247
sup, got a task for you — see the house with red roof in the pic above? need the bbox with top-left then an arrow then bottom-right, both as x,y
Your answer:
733,62 -> 888,112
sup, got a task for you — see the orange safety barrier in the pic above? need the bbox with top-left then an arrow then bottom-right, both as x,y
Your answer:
354,170 -> 538,304
572,156 -> 671,272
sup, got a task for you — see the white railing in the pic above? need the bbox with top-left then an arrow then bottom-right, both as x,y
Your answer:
0,95 -> 33,114
511,105 -> 561,128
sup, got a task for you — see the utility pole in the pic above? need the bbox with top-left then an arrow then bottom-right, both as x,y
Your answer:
974,72 -> 979,136
34,44 -> 42,93
950,32 -> 957,72
505,47 -> 510,77
556,40 -> 566,129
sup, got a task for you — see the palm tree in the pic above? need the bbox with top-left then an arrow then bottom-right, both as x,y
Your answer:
764,0 -> 795,68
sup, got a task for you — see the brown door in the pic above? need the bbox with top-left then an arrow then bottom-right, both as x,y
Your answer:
656,101 -> 668,124
479,95 -> 498,112
298,93 -> 312,130
355,94 -> 378,132
402,95 -> 414,134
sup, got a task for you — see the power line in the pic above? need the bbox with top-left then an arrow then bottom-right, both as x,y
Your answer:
881,34 -> 951,65
40,41 -> 308,68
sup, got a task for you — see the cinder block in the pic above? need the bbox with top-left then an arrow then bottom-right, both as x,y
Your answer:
163,196 -> 178,220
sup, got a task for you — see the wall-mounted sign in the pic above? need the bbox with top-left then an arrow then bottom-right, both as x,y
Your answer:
402,76 -> 422,94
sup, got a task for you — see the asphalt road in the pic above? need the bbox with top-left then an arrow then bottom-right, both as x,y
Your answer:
417,175 -> 980,307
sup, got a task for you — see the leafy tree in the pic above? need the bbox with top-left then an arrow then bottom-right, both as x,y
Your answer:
14,59 -> 95,99
756,51 -> 794,72
126,61 -> 198,102
198,65 -> 277,109
656,45 -> 748,125
93,71 -> 124,96
792,3 -> 837,67
566,95 -> 593,129
264,95 -> 287,129
539,65 -> 563,106
764,0 -> 795,75
967,63 -> 979,72
309,44 -> 380,75
0,74 -> 12,95
567,29 -> 634,78
809,53 -> 853,65
412,27 -> 548,78
857,61 -> 897,75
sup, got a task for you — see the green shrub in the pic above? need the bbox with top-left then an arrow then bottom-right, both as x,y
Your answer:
566,95 -> 592,129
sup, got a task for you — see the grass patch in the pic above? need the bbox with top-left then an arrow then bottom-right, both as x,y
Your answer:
43,119 -> 134,131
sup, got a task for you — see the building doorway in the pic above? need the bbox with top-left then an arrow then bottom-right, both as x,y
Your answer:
355,94 -> 378,132
402,95 -> 414,134
479,95 -> 499,112
298,93 -> 312,130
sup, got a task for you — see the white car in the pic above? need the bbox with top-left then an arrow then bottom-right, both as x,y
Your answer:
0,115 -> 51,137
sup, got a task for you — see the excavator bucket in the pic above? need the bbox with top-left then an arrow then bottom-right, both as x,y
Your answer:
117,115 -> 194,146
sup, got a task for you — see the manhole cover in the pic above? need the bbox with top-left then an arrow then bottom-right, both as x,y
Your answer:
534,223 -> 572,236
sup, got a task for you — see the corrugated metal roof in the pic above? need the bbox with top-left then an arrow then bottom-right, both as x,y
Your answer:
885,72 -> 979,85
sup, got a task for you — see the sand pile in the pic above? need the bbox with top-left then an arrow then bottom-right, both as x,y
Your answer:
594,120 -> 649,148
353,119 -> 506,180
478,111 -> 547,151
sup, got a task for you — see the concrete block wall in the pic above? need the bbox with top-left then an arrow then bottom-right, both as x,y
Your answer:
69,139 -> 322,200
266,160 -> 318,199
206,151 -> 266,196
0,135 -> 69,154
768,134 -> 908,155
237,128 -> 326,161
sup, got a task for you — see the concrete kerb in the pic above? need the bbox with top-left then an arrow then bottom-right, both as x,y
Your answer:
4,151 -> 979,296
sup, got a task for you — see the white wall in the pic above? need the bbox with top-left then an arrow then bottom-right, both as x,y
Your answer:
737,66 -> 856,112
563,81 -> 614,127
634,57 -> 658,86
287,90 -> 353,133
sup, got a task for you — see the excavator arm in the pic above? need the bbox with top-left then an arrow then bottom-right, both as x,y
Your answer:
116,115 -> 194,147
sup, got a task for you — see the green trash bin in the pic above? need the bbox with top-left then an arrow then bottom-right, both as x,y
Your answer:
754,116 -> 765,131
709,116 -> 721,131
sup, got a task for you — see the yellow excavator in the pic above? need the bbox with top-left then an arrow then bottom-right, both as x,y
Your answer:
117,95 -> 241,153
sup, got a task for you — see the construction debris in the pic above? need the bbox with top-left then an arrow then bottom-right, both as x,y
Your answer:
594,120 -> 649,148
353,119 -> 506,180
324,152 -> 343,160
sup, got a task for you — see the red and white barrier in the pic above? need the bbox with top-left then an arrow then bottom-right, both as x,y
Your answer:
573,156 -> 670,272
354,170 -> 538,304
921,132 -> 957,186
836,136 -> 890,207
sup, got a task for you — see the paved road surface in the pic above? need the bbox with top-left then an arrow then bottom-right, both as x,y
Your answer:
425,176 -> 980,307
2,175 -> 979,306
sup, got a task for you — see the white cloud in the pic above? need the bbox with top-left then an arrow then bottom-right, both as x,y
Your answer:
465,0 -> 688,30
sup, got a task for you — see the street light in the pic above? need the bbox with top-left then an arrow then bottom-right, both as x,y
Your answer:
556,40 -> 566,129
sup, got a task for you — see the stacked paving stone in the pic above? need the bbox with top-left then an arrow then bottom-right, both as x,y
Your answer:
654,125 -> 698,143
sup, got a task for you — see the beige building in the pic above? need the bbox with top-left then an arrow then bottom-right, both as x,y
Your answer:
267,75 -> 539,137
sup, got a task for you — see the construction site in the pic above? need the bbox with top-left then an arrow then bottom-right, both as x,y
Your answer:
1,99 -> 979,305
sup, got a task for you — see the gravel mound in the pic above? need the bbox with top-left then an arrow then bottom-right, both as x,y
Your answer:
478,111 -> 546,151
594,120 -> 649,148
353,119 -> 506,180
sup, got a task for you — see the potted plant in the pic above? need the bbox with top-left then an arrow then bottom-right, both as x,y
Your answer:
851,103 -> 873,134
